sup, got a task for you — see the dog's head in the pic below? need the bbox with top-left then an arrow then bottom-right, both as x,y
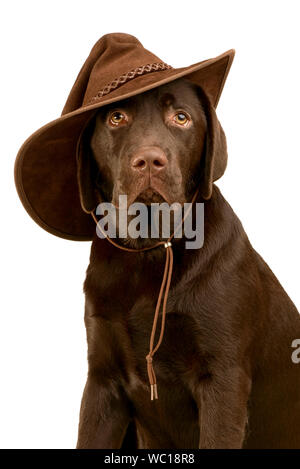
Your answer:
77,78 -> 227,236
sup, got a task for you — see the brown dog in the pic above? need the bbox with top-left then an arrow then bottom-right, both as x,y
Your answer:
75,77 -> 300,449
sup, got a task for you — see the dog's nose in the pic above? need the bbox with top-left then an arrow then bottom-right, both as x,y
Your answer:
131,147 -> 167,173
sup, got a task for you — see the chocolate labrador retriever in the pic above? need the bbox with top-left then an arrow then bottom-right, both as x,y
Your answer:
76,78 -> 300,449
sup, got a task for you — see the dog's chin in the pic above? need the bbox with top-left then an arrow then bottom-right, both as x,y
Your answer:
114,190 -> 185,250
110,186 -> 186,249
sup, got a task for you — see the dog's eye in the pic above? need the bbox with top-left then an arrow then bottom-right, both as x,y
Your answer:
108,111 -> 127,126
173,112 -> 190,126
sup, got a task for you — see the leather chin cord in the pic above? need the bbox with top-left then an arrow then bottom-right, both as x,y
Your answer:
91,188 -> 199,401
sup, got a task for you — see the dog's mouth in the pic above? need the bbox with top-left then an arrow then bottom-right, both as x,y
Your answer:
112,176 -> 185,208
130,177 -> 177,205
110,183 -> 186,247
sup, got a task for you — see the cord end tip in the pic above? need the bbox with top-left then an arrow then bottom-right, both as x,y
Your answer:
150,384 -> 158,400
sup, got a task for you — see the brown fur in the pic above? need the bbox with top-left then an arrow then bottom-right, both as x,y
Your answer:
76,79 -> 300,449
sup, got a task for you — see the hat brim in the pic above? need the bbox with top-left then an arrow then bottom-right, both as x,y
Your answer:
14,49 -> 235,241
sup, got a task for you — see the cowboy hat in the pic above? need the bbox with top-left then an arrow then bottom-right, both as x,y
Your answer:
14,33 -> 235,241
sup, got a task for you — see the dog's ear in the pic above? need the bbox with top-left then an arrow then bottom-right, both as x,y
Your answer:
197,87 -> 228,200
76,119 -> 99,213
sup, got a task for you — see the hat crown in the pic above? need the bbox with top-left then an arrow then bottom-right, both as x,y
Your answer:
82,33 -> 164,106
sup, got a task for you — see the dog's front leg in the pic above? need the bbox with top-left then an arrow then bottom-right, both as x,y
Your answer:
76,372 -> 131,449
197,366 -> 251,449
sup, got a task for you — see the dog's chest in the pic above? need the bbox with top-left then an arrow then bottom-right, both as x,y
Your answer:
121,294 -> 209,393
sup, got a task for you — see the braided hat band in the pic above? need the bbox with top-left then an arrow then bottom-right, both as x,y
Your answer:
89,62 -> 173,103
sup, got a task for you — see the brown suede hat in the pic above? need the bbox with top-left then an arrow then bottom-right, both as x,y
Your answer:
14,33 -> 235,241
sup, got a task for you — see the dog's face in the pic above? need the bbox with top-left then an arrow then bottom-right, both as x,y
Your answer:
78,78 -> 227,238
87,79 -> 206,207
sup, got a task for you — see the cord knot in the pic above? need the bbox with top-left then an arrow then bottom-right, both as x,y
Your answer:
145,353 -> 158,400
146,354 -> 153,364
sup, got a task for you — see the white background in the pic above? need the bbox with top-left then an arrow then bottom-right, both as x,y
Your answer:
1,0 -> 299,449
